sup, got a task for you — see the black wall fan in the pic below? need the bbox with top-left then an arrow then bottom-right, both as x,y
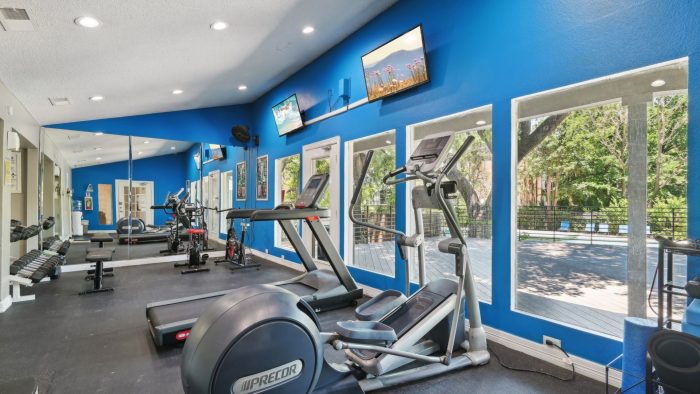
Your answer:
231,125 -> 259,149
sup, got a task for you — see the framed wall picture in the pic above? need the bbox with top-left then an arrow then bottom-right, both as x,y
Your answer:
256,155 -> 268,200
84,195 -> 94,211
236,161 -> 247,201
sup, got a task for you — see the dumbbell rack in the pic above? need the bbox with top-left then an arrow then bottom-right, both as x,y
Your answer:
656,237 -> 700,329
8,237 -> 70,303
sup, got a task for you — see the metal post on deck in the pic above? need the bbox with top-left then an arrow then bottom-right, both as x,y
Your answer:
590,211 -> 594,245
553,206 -> 556,242
671,208 -> 676,240
625,96 -> 651,318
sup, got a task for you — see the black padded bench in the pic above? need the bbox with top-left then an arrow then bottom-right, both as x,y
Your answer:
80,235 -> 115,295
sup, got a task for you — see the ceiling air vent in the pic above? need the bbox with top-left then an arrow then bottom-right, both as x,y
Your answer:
49,97 -> 71,106
0,8 -> 34,31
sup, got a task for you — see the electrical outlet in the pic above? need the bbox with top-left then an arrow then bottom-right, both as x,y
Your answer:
264,248 -> 268,254
543,335 -> 561,348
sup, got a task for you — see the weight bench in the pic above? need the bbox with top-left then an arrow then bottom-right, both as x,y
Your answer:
80,235 -> 115,295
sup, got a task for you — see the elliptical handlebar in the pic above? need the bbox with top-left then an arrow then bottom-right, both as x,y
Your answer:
349,150 -> 407,240
433,135 -> 476,247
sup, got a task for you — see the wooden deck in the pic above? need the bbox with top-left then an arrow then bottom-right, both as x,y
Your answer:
353,238 -> 687,338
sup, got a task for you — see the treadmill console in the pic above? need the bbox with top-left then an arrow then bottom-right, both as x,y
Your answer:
406,131 -> 454,174
295,173 -> 330,209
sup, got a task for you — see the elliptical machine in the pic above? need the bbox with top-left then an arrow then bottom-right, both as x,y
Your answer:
180,132 -> 489,393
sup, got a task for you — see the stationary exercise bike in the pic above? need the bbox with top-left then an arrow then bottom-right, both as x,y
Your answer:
215,210 -> 261,271
174,198 -> 210,274
181,132 -> 489,393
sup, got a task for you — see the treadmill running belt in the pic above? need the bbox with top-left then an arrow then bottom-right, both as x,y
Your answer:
148,297 -> 217,328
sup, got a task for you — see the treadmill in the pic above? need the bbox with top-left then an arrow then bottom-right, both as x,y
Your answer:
145,174 -> 363,346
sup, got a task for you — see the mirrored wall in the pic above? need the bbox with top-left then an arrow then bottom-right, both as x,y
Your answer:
36,127 -> 247,263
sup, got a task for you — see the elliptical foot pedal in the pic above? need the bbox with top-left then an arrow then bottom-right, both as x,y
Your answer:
354,289 -> 406,321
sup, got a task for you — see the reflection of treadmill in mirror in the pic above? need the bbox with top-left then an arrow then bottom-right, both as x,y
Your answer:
145,173 -> 363,347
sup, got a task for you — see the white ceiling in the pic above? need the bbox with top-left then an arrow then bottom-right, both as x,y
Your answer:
45,128 -> 193,168
0,0 -> 396,125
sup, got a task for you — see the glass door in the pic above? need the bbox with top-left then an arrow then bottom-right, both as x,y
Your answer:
302,137 -> 339,262
208,170 -> 220,238
115,179 -> 154,225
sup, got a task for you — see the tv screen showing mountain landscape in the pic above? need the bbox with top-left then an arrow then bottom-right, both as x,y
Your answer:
361,25 -> 428,102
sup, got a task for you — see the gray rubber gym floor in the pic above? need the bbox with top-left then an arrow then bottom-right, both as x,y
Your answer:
63,233 -> 224,264
0,256 -> 605,393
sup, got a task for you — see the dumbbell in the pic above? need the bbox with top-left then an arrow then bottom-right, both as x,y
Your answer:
18,254 -> 51,272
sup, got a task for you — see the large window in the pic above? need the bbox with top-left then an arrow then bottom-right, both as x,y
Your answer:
274,154 -> 300,250
408,107 -> 493,302
345,131 -> 396,275
513,59 -> 688,337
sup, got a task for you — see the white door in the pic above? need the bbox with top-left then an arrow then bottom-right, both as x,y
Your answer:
208,170 -> 220,237
115,179 -> 154,225
302,137 -> 340,262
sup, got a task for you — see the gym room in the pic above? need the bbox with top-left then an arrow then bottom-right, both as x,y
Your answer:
0,1 -> 697,393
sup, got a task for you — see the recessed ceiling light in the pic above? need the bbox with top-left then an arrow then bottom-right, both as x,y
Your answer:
94,147 -> 103,151
95,132 -> 104,136
172,89 -> 184,95
385,140 -> 392,144
475,120 -> 486,126
75,16 -> 101,28
144,140 -> 150,144
96,157 -> 102,161
138,151 -> 143,155
210,21 -> 228,31
238,85 -> 248,91
170,146 -> 176,150
89,95 -> 104,101
302,26 -> 315,34
651,79 -> 666,87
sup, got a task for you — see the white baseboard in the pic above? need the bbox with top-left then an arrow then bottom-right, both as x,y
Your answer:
0,295 -> 12,313
61,250 -> 226,273
250,247 -> 619,387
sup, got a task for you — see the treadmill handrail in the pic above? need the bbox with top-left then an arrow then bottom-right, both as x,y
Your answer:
249,208 -> 330,222
225,209 -> 259,220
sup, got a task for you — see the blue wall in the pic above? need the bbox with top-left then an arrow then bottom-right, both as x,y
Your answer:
51,0 -> 700,366
72,152 -> 188,230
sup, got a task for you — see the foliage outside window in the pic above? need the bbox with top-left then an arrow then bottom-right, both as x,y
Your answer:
514,65 -> 688,338
276,155 -> 300,249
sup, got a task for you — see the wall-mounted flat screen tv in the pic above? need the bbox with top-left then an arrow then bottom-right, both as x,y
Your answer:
272,94 -> 304,136
361,25 -> 429,102
208,144 -> 226,161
